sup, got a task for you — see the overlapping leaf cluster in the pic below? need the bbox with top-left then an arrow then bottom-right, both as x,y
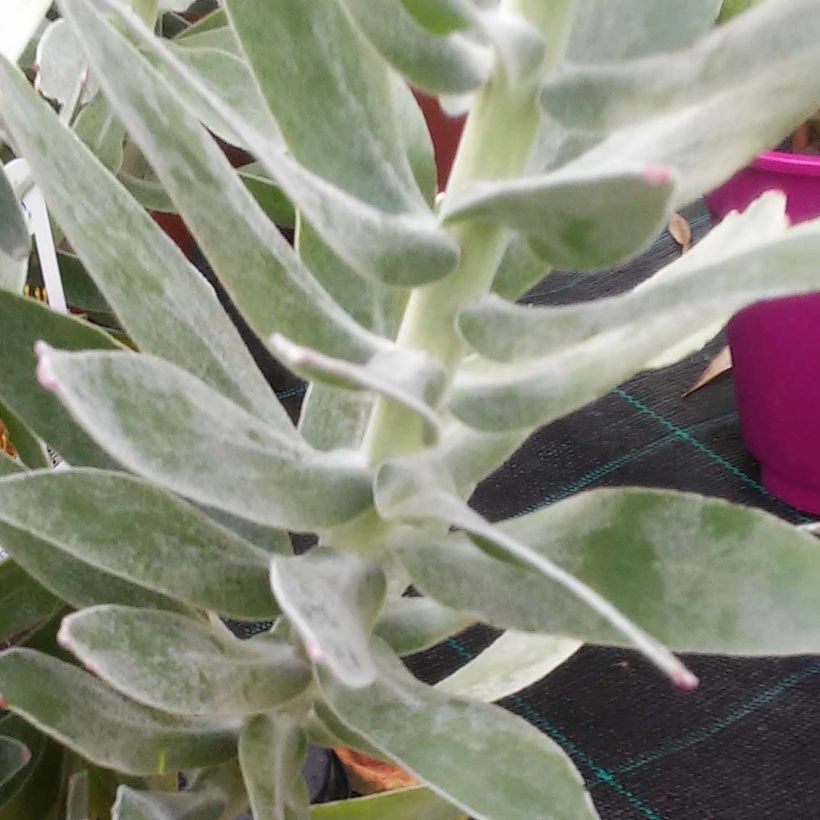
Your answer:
2,1 -> 820,817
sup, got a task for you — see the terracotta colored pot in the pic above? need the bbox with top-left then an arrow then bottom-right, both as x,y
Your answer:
708,150 -> 820,513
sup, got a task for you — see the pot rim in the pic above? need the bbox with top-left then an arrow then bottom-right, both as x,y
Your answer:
752,149 -> 820,177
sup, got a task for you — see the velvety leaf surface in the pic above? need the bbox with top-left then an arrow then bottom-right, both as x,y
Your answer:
0,470 -> 278,618
60,607 -> 311,716
0,649 -> 238,775
37,349 -> 374,531
271,548 -> 386,688
318,641 -> 597,820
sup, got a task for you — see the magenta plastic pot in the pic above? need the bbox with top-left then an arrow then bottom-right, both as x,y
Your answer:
709,150 -> 820,513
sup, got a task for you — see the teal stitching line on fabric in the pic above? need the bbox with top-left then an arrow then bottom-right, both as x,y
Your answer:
522,413 -> 738,514
613,388 -> 812,524
275,384 -> 307,400
445,637 -> 665,820
601,659 -> 820,779
511,696 -> 664,820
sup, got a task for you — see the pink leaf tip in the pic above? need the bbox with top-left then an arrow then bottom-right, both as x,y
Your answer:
305,640 -> 325,664
645,165 -> 672,184
34,341 -> 58,392
673,667 -> 699,692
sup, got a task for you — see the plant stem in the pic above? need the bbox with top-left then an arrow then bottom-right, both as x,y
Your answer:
362,0 -> 577,464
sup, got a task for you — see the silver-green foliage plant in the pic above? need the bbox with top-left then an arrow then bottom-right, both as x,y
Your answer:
3,0 -> 820,816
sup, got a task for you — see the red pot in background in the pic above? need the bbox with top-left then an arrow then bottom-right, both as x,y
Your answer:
414,93 -> 465,190
708,150 -> 820,514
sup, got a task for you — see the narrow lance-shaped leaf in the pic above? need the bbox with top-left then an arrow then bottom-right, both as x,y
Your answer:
394,487 -> 820,656
0,541 -> 54,647
65,770 -> 89,820
0,397 -> 48,469
59,0 -> 389,367
112,786 -> 225,820
270,335 -> 445,446
0,55 -> 293,432
0,163 -> 30,292
435,631 -> 581,702
0,289 -> 121,468
168,31 -> 285,150
35,348 -> 374,531
341,0 -> 492,95
491,235 -> 550,301
541,0 -> 820,207
271,548 -> 386,688
59,606 -> 311,716
72,94 -> 125,173
444,165 -> 677,271
450,205 -> 820,432
566,0 -> 721,62
376,458 -> 697,689
457,191 -> 795,362
317,640 -> 597,820
239,714 -> 309,820
82,0 -> 459,287
112,762 -> 246,820
225,0 -> 423,214
35,19 -> 95,107
298,383 -> 373,453
375,597 -> 474,656
398,0 -> 473,34
310,786 -> 462,820
0,649 -> 238,776
0,518 -> 193,616
0,737 -> 30,790
0,713 -> 62,817
0,470 -> 281,619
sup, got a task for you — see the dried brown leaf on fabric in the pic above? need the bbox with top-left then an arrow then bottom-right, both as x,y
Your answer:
683,344 -> 732,396
667,212 -> 692,253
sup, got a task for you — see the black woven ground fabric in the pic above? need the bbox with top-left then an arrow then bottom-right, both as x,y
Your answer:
215,201 -> 820,819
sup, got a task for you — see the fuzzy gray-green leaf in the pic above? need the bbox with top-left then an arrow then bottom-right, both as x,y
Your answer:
566,0 -> 721,62
0,289 -> 118,467
318,641 -> 596,820
271,548 -> 386,688
90,0 -> 458,287
0,55 -> 293,433
0,470 -> 279,619
396,488 -> 820,655
0,520 -> 190,615
60,607 -> 311,716
39,349 -> 373,530
0,557 -> 56,644
239,714 -> 308,820
61,0 -> 385,364
113,785 -> 225,820
451,201 -> 820,430
444,166 -> 676,270
543,0 -> 820,207
375,597 -> 474,655
0,649 -> 237,775
342,0 -> 492,95
310,787 -> 462,820
0,163 -> 30,293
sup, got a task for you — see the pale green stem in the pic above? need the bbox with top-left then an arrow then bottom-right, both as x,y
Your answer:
362,0 -> 577,464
